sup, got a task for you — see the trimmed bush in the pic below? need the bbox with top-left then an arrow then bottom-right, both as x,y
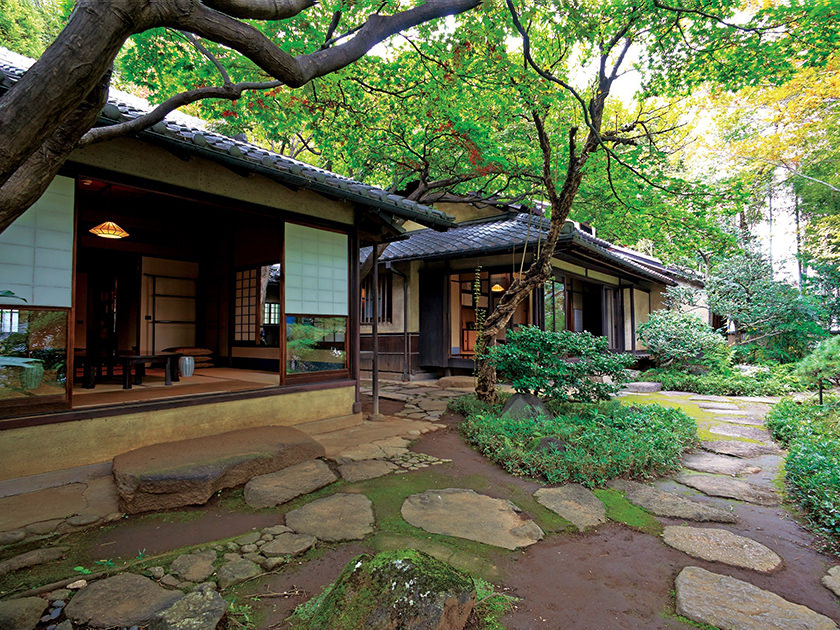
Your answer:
488,326 -> 633,402
460,400 -> 697,487
766,398 -> 840,540
640,365 -> 802,396
637,310 -> 730,371
796,336 -> 840,391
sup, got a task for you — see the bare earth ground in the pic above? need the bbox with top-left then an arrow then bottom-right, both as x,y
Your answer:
1,389 -> 838,629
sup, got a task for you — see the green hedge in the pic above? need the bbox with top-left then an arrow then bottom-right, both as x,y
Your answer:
459,400 -> 697,487
766,398 -> 840,539
640,365 -> 802,397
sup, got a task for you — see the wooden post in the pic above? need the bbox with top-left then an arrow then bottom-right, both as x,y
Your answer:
370,246 -> 382,420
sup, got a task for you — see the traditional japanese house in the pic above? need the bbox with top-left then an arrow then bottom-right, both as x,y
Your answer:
0,49 -> 453,480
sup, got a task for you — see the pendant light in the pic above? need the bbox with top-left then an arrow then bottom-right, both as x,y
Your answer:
89,221 -> 129,239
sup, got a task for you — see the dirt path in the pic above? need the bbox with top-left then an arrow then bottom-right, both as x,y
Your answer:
3,386 -> 838,630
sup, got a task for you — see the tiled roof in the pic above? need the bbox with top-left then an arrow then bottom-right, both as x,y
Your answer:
362,212 -> 677,285
0,48 -> 453,231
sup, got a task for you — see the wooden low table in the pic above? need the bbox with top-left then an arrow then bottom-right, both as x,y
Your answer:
117,352 -> 182,389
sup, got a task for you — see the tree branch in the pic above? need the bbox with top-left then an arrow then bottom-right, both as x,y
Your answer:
79,80 -> 282,146
203,0 -> 317,20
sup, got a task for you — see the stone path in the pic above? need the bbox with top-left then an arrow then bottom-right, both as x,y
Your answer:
662,526 -> 782,572
533,484 -> 606,532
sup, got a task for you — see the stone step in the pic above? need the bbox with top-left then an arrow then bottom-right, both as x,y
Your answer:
112,426 -> 324,514
682,452 -> 761,476
675,472 -> 779,506
662,526 -> 781,572
676,566 -> 837,630
296,413 -> 364,436
607,479 -> 736,523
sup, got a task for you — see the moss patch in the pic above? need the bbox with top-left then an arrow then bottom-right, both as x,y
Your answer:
593,488 -> 662,536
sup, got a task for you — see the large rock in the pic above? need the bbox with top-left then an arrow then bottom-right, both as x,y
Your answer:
216,558 -> 261,589
295,550 -> 475,630
285,493 -> 374,541
338,460 -> 397,483
261,532 -> 316,557
500,393 -> 552,420
701,440 -> 779,458
681,452 -> 760,476
150,584 -> 227,630
675,472 -> 780,506
0,546 -> 68,576
623,382 -> 662,393
65,573 -> 183,628
401,488 -> 543,550
675,566 -> 837,630
170,550 -> 217,583
607,479 -> 736,523
244,460 -> 337,509
534,484 -> 606,532
113,427 -> 325,513
0,597 -> 48,630
662,526 -> 782,572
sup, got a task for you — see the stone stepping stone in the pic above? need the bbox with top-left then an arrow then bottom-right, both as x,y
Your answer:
113,426 -> 324,513
607,480 -> 736,523
701,440 -> 779,458
65,573 -> 182,628
709,424 -> 773,442
698,402 -> 741,411
682,452 -> 761,476
401,488 -> 544,550
714,415 -> 765,426
822,566 -> 840,597
286,493 -> 374,541
623,381 -> 662,392
675,472 -> 779,506
261,532 -> 316,557
690,396 -> 731,402
170,549 -> 216,583
0,598 -> 48,630
533,484 -> 606,532
244,459 -> 337,508
712,409 -> 750,416
0,546 -> 68,576
662,526 -> 782,572
339,459 -> 398,482
675,566 -> 837,630
217,558 -> 261,588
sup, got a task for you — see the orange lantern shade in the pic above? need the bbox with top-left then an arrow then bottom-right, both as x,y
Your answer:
89,221 -> 129,239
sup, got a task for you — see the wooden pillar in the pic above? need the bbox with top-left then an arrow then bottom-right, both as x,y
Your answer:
370,245 -> 382,420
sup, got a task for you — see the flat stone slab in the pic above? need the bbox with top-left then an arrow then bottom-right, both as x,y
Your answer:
217,558 -> 261,588
261,532 -> 316,557
624,382 -> 662,393
607,479 -> 736,523
0,546 -> 68,576
711,409 -> 750,417
244,459 -> 336,508
338,459 -> 397,482
682,452 -> 761,476
676,566 -> 837,630
663,526 -> 782,572
713,415 -> 766,426
436,375 -> 476,389
698,402 -> 741,411
401,488 -> 544,550
170,549 -> 217,583
0,597 -> 48,630
65,573 -> 183,628
285,493 -> 374,541
675,472 -> 779,506
701,440 -> 779,458
113,426 -> 325,514
533,484 -> 606,532
709,424 -> 774,442
150,585 -> 227,630
823,566 -> 840,597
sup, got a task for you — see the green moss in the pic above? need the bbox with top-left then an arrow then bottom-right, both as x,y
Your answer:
593,488 -> 662,536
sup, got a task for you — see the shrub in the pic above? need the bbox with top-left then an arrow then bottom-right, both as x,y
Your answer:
637,310 -> 730,371
460,401 -> 697,487
488,326 -> 633,403
640,364 -> 802,396
766,397 -> 840,541
796,336 -> 840,391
